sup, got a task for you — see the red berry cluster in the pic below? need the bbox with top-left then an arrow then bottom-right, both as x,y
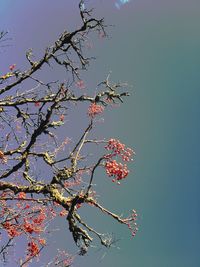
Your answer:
124,209 -> 139,237
34,101 -> 40,107
27,241 -> 40,257
76,80 -> 85,89
9,64 -> 16,71
2,221 -> 21,238
0,190 -> 69,263
105,159 -> 129,183
88,102 -> 104,118
104,139 -> 134,183
51,249 -> 74,267
105,138 -> 134,161
2,202 -> 47,238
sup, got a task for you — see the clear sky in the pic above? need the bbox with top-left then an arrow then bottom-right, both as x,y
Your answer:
1,0 -> 200,266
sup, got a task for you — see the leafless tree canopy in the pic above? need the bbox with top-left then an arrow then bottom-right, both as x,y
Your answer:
0,2 -> 137,266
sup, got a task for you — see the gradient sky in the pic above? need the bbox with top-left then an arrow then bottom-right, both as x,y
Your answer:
1,0 -> 200,266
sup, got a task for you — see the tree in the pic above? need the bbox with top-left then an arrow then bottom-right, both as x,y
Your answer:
0,1 -> 138,266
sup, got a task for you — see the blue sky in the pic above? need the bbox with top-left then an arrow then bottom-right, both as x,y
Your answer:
1,0 -> 200,266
